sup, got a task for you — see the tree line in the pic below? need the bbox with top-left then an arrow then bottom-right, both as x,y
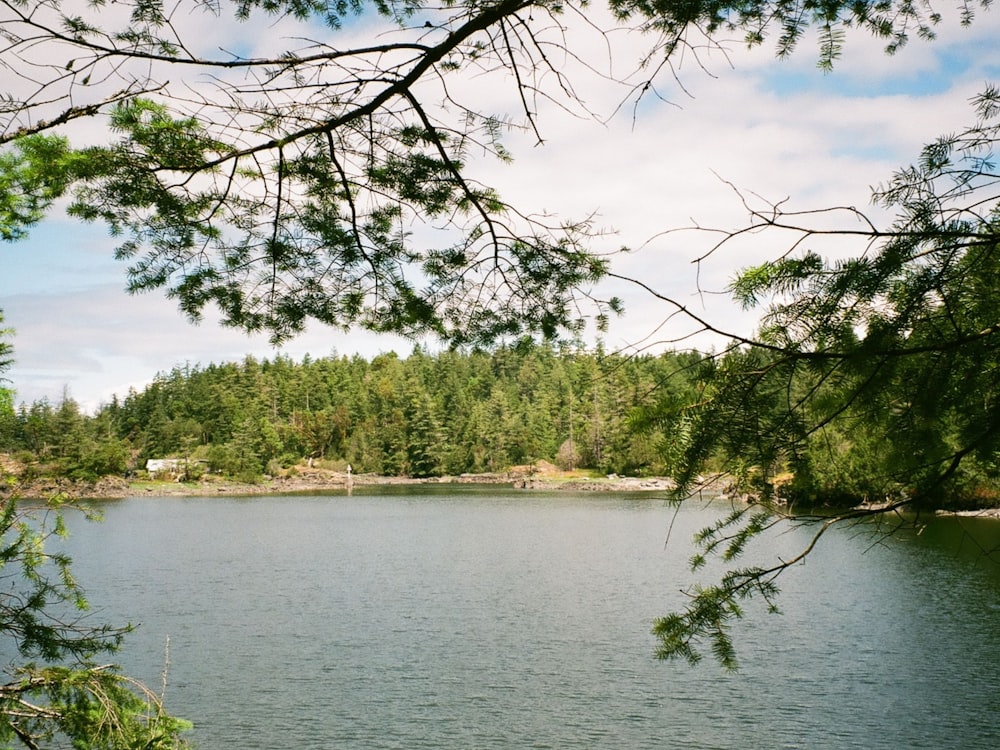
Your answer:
0,343 -> 704,483
5,325 -> 999,511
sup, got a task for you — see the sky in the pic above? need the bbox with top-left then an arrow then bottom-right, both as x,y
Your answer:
2,2 -> 1000,412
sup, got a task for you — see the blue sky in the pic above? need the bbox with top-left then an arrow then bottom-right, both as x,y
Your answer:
2,4 -> 999,412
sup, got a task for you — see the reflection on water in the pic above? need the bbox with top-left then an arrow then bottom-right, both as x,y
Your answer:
38,491 -> 1000,749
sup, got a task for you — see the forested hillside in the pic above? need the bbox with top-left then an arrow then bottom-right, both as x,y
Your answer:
4,336 -> 1000,511
0,344 -> 704,482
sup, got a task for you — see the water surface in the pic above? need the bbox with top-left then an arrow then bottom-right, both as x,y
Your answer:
52,490 -> 1000,748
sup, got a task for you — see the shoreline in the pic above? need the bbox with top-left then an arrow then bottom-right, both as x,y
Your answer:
6,471 -> 1000,519
3,469 -> 680,501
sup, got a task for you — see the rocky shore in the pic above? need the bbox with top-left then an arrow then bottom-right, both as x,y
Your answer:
6,469 -> 1000,520
3,467 -> 678,501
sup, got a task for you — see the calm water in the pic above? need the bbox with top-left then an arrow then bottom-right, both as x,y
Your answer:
48,488 -> 1000,748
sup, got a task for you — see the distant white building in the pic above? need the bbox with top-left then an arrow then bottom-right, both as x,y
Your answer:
145,458 -> 187,475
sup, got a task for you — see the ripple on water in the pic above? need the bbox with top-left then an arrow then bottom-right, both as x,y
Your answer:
49,492 -> 1000,750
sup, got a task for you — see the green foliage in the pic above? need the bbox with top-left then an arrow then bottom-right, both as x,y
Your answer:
68,438 -> 132,482
653,87 -> 1000,669
0,314 -> 14,450
4,344 -> 701,480
0,663 -> 192,750
652,567 -> 779,671
0,135 -> 74,242
231,0 -> 417,27
655,507 -> 785,671
663,89 -> 1000,510
0,495 -> 191,748
608,0 -> 977,70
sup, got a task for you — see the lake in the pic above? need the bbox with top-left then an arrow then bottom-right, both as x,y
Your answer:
49,488 -> 1000,748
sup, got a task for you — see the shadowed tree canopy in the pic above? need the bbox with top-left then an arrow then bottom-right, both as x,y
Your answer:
1,0 -> 988,344
668,86 -> 1000,511
647,85 -> 1000,669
